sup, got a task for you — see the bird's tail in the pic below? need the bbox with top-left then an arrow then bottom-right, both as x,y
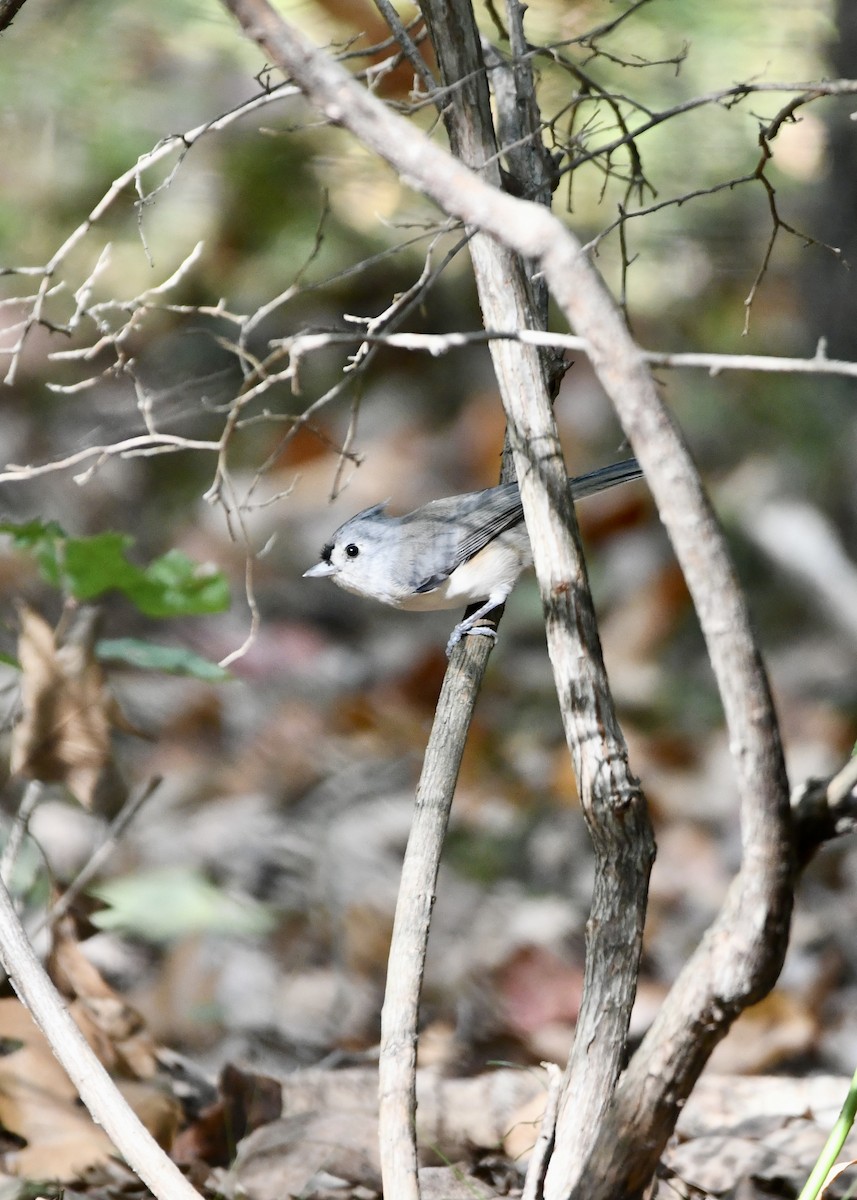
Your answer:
569,457 -> 643,500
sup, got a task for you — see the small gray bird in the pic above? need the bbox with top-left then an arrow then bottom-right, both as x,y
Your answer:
304,458 -> 642,654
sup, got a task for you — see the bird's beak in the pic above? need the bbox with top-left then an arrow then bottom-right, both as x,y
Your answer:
303,562 -> 336,578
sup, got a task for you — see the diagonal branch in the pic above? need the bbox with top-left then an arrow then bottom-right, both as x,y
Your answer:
218,3 -> 793,1198
0,0 -> 28,33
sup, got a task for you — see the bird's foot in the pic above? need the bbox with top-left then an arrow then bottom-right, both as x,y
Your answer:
445,621 -> 498,658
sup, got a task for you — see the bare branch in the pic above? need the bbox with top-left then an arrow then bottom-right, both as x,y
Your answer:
370,0 -> 438,102
274,325 -> 857,379
0,0 -> 28,33
252,228 -> 469,499
215,8 -> 792,1200
39,777 -> 163,932
743,126 -> 841,333
522,1061 -> 563,1200
572,0 -> 661,47
1,83 -> 299,384
562,78 -> 857,178
792,757 -> 857,863
0,780 -> 43,888
380,635 -> 495,1200
583,171 -> 759,251
0,433 -> 221,486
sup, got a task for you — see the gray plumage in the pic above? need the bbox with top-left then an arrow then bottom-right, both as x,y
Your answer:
304,458 -> 642,652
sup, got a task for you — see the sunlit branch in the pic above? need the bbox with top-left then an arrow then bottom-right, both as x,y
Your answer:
275,327 -> 857,380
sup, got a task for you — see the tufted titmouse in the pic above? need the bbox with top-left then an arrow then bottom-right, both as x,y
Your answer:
304,458 -> 642,654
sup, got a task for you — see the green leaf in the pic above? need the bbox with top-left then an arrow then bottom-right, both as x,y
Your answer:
0,519 -> 65,547
89,866 -> 275,942
124,548 -> 231,618
96,638 -> 230,681
60,531 -> 140,599
0,520 -> 230,617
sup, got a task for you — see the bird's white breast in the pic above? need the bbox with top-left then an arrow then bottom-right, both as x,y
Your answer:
398,539 -> 530,612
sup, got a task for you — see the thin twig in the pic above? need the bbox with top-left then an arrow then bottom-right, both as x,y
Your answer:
522,1063 -> 562,1200
273,326 -> 857,379
2,83 -> 299,385
560,78 -> 857,179
40,776 -> 163,931
791,756 -> 857,865
0,780 -> 44,888
743,128 -> 840,334
380,636 -> 495,1200
370,0 -> 438,102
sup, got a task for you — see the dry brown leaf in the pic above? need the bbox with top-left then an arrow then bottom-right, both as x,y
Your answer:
496,944 -> 584,1036
11,605 -> 135,809
49,915 -> 159,1079
116,1080 -> 183,1151
0,995 -> 115,1179
228,1079 -> 528,1198
0,994 -> 182,1177
172,1062 -> 282,1168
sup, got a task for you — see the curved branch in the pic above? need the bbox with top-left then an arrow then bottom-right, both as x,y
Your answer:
217,4 -> 793,1197
561,77 -> 857,177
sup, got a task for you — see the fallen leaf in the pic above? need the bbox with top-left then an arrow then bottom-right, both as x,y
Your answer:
11,605 -> 135,809
49,915 -> 159,1079
228,1110 -> 382,1200
0,996 -> 115,1179
172,1062 -> 282,1167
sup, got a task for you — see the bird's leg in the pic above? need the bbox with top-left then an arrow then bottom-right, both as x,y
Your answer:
445,595 -> 504,657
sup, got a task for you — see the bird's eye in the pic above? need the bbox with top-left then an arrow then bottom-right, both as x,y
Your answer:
345,543 -> 360,559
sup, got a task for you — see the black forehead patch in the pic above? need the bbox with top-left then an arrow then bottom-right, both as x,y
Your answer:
320,542 -> 334,564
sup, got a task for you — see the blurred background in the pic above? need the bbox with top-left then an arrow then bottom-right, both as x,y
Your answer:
0,0 -> 855,1085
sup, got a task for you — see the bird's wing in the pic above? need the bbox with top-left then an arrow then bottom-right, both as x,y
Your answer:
407,461 -> 643,595
407,484 -> 524,594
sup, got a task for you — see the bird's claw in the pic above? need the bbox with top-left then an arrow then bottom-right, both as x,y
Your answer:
445,622 -> 498,659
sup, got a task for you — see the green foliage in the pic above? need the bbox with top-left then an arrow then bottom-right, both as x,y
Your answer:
96,638 -> 230,681
90,866 -> 275,942
796,1066 -> 857,1200
0,520 -> 229,618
